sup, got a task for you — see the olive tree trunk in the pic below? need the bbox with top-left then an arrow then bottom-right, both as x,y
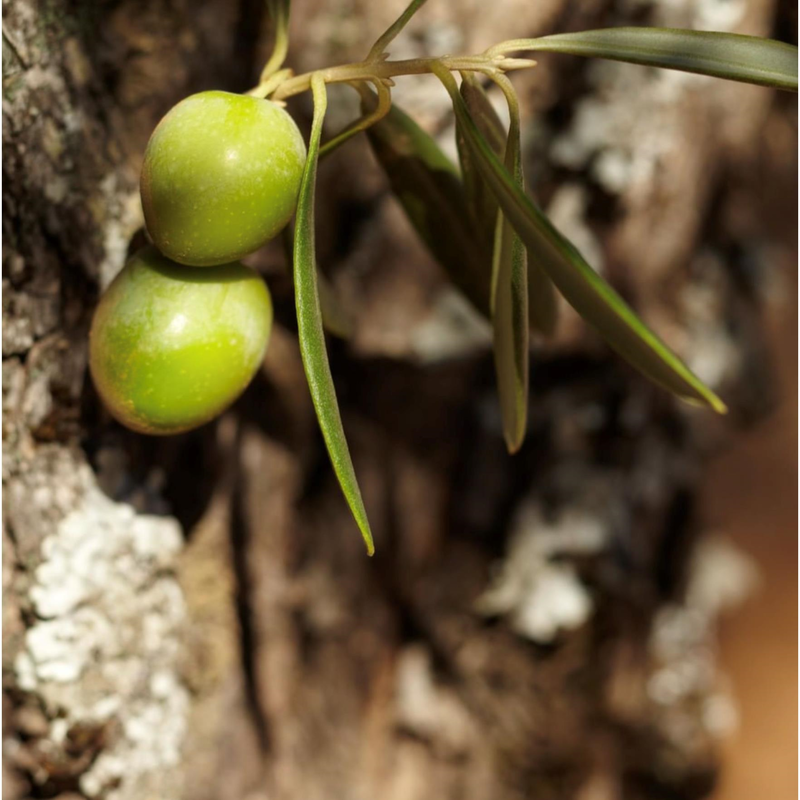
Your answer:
2,1 -> 795,799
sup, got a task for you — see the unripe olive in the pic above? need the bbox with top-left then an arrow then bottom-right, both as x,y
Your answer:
90,246 -> 272,435
141,91 -> 306,267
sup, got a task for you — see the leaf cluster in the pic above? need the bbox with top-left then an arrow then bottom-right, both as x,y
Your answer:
273,0 -> 798,552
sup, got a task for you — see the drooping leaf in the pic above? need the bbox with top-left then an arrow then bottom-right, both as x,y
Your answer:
489,85 -> 529,453
363,93 -> 493,318
460,74 -> 507,153
433,63 -> 726,413
457,74 -> 558,337
457,73 -> 505,247
294,74 -> 374,554
500,28 -> 798,91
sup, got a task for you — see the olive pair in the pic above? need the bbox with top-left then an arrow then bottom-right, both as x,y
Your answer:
90,92 -> 307,433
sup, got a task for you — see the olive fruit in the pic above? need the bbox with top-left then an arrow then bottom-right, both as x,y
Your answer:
141,91 -> 306,267
90,246 -> 272,435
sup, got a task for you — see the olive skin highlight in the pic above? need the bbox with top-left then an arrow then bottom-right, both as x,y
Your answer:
90,246 -> 273,434
141,91 -> 306,267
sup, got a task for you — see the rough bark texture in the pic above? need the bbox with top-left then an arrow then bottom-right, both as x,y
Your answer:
2,1 -> 796,799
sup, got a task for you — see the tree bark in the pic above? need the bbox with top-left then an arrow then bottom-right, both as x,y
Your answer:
2,1 -> 795,799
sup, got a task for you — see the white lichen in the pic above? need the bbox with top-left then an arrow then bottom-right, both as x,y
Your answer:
551,0 -> 746,196
97,173 -> 145,290
395,644 -> 475,755
475,501 -> 608,642
14,463 -> 189,800
410,289 -> 491,363
647,535 -> 757,742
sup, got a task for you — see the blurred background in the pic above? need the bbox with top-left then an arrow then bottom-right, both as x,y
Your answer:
708,239 -> 797,797
2,0 -> 796,798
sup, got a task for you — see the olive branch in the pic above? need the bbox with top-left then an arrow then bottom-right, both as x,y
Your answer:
258,0 -> 797,553
92,0 -> 797,555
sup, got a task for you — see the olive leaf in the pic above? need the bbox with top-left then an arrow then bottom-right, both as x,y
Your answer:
456,74 -> 505,248
363,92 -> 493,318
457,74 -> 558,337
433,63 -> 727,413
294,73 -> 374,554
497,28 -> 798,91
489,78 -> 529,453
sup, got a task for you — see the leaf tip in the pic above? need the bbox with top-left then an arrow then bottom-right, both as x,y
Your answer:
504,432 -> 525,455
682,390 -> 728,415
354,506 -> 375,554
709,394 -> 728,415
695,385 -> 728,414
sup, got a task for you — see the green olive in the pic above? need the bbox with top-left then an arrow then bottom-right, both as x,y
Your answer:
90,246 -> 272,434
141,90 -> 306,267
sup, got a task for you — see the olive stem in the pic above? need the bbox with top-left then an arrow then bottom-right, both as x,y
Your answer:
247,67 -> 293,99
260,0 -> 291,81
259,54 -> 536,101
318,78 -> 393,159
485,71 -> 522,132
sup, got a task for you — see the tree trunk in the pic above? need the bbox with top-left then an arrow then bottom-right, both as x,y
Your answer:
2,1 -> 795,799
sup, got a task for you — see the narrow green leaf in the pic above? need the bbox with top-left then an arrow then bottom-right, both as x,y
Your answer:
363,94 -> 493,318
489,85 -> 529,453
456,74 -> 505,249
460,74 -> 507,154
457,74 -> 558,337
433,63 -> 726,413
501,28 -> 798,91
294,74 -> 374,554
365,92 -> 558,339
